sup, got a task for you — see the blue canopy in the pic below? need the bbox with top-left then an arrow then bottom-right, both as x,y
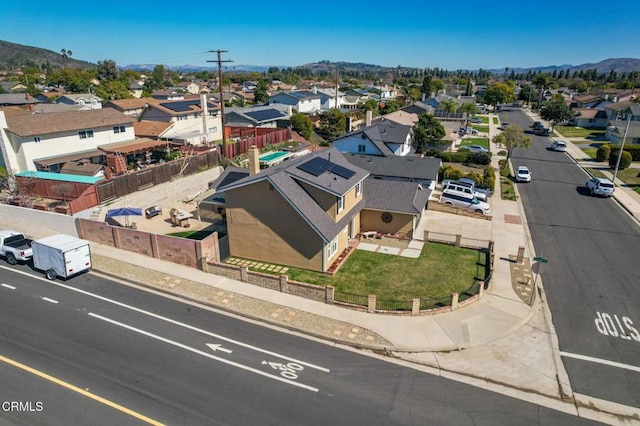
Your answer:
106,207 -> 143,218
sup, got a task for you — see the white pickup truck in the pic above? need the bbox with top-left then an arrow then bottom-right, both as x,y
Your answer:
0,229 -> 34,265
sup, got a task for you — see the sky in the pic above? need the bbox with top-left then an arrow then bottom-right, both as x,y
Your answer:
2,0 -> 639,71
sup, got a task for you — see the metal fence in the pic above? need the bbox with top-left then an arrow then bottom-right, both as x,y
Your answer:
420,294 -> 453,310
375,299 -> 414,312
333,291 -> 369,306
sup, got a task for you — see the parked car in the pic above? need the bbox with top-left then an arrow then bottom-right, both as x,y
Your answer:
459,126 -> 478,135
464,144 -> 489,154
550,140 -> 567,152
499,122 -> 510,129
586,177 -> 615,197
535,128 -> 550,136
532,121 -> 544,130
513,101 -> 522,107
443,179 -> 488,201
515,166 -> 532,182
440,189 -> 491,215
468,117 -> 482,124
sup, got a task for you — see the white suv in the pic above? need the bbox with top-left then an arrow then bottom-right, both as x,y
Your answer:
440,189 -> 491,215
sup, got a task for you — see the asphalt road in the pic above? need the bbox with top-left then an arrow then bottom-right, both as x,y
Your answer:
499,107 -> 640,410
0,265 -> 599,425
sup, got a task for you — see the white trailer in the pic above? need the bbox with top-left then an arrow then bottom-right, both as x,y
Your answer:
32,234 -> 92,280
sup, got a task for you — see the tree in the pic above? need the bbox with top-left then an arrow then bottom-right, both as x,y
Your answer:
96,60 -> 119,82
484,82 -> 515,106
316,109 -> 346,141
438,99 -> 457,113
290,112 -> 313,140
540,95 -> 573,130
499,125 -> 531,166
253,79 -> 269,104
518,84 -> 536,105
413,112 -> 446,150
458,102 -> 479,116
531,73 -> 554,106
380,99 -> 402,114
420,75 -> 434,97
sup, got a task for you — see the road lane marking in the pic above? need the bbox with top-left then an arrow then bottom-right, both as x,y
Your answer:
1,283 -> 16,289
560,351 -> 640,373
206,343 -> 232,354
89,312 -> 319,392
0,353 -> 164,425
0,266 -> 330,373
42,297 -> 59,304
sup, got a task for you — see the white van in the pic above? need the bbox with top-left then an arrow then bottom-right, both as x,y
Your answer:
440,189 -> 491,215
442,180 -> 487,201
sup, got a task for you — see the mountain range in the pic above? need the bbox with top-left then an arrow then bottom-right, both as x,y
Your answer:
1,39 -> 640,75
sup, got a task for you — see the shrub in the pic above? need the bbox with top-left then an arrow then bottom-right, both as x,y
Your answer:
467,152 -> 492,165
497,150 -> 507,156
439,165 -> 464,181
596,144 -> 611,162
464,172 -> 483,185
609,144 -> 640,161
482,165 -> 496,190
609,150 -> 632,169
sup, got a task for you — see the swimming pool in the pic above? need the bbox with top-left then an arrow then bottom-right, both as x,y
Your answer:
259,151 -> 291,163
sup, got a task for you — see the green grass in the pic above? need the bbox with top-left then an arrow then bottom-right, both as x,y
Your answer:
472,125 -> 490,133
460,138 -> 489,148
259,243 -> 483,301
554,126 -> 606,139
582,147 -> 598,160
492,117 -> 499,125
612,167 -> 640,186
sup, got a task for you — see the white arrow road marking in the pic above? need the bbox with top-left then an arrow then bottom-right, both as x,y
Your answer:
560,351 -> 640,373
42,297 -> 59,304
206,343 -> 232,354
2,265 -> 329,373
89,312 -> 319,392
1,283 -> 16,289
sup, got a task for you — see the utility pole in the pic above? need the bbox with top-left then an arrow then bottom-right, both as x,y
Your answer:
207,50 -> 233,147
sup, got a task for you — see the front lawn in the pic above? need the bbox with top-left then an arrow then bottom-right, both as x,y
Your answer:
555,126 -> 606,139
280,243 -> 483,301
460,138 -> 489,148
471,125 -> 490,134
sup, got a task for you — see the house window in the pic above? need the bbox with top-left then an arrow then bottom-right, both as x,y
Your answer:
327,235 -> 339,259
358,144 -> 366,153
113,125 -> 126,134
79,130 -> 94,139
355,182 -> 361,197
337,196 -> 344,213
34,137 -> 41,143
177,115 -> 187,121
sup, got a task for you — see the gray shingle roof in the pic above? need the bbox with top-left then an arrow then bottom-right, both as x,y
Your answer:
334,120 -> 412,156
344,153 -> 441,181
363,178 -> 431,214
217,147 -> 369,242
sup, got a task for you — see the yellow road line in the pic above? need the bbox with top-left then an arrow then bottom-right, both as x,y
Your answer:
0,354 -> 164,426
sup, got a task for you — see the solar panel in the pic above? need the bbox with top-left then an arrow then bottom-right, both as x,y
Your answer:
245,109 -> 285,122
297,157 -> 357,179
297,157 -> 328,176
329,163 -> 356,179
160,99 -> 202,112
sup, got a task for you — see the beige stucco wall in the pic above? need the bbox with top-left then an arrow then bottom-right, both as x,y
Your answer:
360,209 -> 414,235
297,179 -> 363,223
226,180 -> 325,271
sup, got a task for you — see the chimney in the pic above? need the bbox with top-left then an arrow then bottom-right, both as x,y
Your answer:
366,110 -> 372,127
201,94 -> 208,144
248,145 -> 260,175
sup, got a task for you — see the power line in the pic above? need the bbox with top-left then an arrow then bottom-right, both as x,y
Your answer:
207,50 -> 234,146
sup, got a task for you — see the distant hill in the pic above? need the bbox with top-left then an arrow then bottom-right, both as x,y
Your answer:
121,64 -> 271,73
0,39 -> 95,70
489,58 -> 640,75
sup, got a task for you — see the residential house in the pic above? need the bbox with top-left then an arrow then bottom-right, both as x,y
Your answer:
104,98 -> 151,118
569,94 -> 603,109
150,90 -> 184,100
606,120 -> 640,145
603,100 -> 640,122
0,93 -> 43,108
129,81 -> 144,98
171,81 -> 200,95
332,119 -> 413,157
55,93 -> 103,109
344,152 -> 441,190
572,108 -> 609,128
269,90 -> 322,114
0,108 -> 135,172
211,146 -> 369,272
315,88 -> 346,111
224,105 -> 291,128
0,81 -> 28,93
137,95 -> 221,145
359,177 -> 431,238
599,88 -> 636,103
